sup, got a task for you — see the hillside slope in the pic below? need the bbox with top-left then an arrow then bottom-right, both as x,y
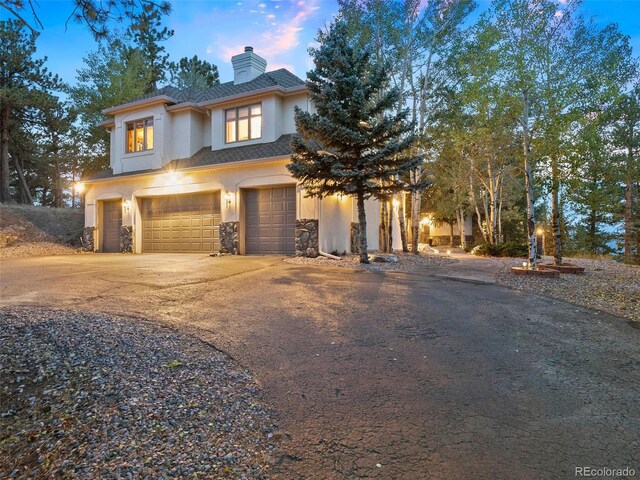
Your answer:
0,205 -> 83,258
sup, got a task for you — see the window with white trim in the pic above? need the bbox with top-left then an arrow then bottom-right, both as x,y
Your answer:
225,104 -> 262,143
126,117 -> 154,153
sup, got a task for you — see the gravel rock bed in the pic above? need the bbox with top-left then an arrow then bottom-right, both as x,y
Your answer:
496,257 -> 640,322
0,242 -> 78,258
284,251 -> 459,272
0,307 -> 279,479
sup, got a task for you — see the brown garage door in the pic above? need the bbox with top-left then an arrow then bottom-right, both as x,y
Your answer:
102,199 -> 122,253
141,192 -> 220,253
245,186 -> 296,254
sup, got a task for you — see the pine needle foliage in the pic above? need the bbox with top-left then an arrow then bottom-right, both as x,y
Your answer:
288,19 -> 419,262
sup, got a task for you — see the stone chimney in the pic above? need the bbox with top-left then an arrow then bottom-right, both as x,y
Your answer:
231,46 -> 267,85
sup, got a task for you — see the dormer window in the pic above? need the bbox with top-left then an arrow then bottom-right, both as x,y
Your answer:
126,117 -> 154,153
225,104 -> 261,143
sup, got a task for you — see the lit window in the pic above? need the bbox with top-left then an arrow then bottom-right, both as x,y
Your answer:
225,103 -> 261,143
125,117 -> 154,153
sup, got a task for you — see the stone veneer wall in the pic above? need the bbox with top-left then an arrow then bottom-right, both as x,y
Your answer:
350,222 -> 361,254
219,221 -> 239,254
82,227 -> 95,252
120,225 -> 133,253
295,219 -> 318,257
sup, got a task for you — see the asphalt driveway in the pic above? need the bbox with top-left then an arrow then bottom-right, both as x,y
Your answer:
1,254 -> 639,479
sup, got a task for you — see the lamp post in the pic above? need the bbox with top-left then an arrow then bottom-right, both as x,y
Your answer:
536,227 -> 545,258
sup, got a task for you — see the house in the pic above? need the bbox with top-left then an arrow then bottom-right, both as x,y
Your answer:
80,47 -> 380,256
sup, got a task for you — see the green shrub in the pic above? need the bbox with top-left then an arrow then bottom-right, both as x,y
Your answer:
474,242 -> 531,258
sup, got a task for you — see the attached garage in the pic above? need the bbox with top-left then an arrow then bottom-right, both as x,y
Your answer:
245,186 -> 296,254
141,192 -> 220,253
101,199 -> 122,252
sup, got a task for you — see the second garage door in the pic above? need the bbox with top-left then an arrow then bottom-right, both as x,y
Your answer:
245,186 -> 296,254
141,192 -> 220,253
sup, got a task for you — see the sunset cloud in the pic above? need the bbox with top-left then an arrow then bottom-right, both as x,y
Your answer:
217,0 -> 320,73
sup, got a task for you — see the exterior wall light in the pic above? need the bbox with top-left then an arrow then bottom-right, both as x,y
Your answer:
224,192 -> 233,208
74,182 -> 85,193
166,171 -> 180,185
122,199 -> 131,213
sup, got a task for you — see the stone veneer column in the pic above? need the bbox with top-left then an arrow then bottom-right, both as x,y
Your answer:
120,225 -> 133,253
295,219 -> 318,257
350,222 -> 361,254
82,226 -> 95,252
219,221 -> 239,254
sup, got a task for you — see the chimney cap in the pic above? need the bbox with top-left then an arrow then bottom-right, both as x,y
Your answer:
244,46 -> 254,52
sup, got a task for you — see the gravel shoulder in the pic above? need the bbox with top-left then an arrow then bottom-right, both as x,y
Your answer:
0,307 -> 279,479
496,256 -> 640,322
284,251 -> 458,271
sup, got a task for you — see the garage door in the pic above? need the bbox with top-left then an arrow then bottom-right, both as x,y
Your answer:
141,192 -> 220,253
245,186 -> 296,254
102,199 -> 122,253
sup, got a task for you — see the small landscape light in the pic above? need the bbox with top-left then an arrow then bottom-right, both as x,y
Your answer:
446,249 -> 451,256
522,261 -> 528,268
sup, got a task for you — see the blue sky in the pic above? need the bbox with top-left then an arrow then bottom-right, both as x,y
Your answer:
2,0 -> 640,87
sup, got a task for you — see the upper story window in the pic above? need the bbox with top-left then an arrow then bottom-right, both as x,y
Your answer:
126,117 -> 154,153
225,104 -> 261,143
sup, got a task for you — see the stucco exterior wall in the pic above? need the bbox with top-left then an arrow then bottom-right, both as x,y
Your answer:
111,105 -> 168,175
84,159 -> 379,255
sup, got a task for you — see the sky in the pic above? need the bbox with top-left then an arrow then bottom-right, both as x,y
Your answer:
2,0 -> 640,88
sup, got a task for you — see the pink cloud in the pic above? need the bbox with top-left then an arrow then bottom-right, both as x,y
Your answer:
217,0 -> 320,73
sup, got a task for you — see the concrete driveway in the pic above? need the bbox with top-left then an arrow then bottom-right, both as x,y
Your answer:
1,254 -> 639,479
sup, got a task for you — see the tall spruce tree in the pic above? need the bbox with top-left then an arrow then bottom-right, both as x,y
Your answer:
168,56 -> 220,89
0,20 -> 61,203
288,19 -> 419,263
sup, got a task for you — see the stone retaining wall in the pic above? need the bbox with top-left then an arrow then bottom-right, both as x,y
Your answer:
219,221 -> 239,254
295,219 -> 318,257
121,225 -> 133,253
82,227 -> 95,252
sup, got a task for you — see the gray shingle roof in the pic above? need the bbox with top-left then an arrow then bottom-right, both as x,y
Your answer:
85,134 -> 296,181
131,69 -> 305,105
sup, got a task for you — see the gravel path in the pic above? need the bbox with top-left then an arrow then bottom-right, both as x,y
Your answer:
0,307 -> 279,479
284,251 -> 458,272
496,256 -> 640,322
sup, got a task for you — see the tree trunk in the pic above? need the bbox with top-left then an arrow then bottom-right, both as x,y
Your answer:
0,106 -> 12,203
380,200 -> 388,252
357,192 -> 369,264
457,209 -> 466,249
387,199 -> 393,252
470,166 -> 488,244
624,141 -> 633,261
410,166 -> 422,254
497,181 -> 503,243
522,92 -> 537,268
449,222 -> 454,246
398,192 -> 408,252
14,155 -> 33,205
551,155 -> 562,265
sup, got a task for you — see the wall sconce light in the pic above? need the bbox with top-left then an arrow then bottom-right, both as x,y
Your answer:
336,193 -> 345,202
122,199 -> 131,214
73,182 -> 85,194
166,171 -> 180,185
224,192 -> 233,208
392,198 -> 400,209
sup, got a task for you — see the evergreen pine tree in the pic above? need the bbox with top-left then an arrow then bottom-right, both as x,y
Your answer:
288,19 -> 419,263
